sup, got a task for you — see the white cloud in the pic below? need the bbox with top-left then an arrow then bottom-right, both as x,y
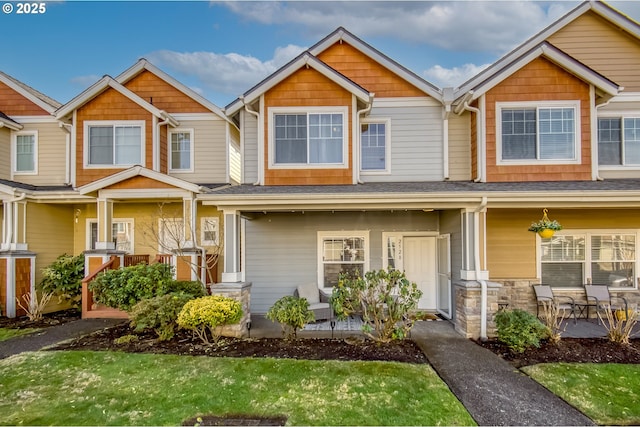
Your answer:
146,44 -> 306,99
424,63 -> 491,88
217,1 -> 576,54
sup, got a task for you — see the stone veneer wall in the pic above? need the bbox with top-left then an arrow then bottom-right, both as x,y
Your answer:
209,282 -> 252,338
453,280 -> 502,339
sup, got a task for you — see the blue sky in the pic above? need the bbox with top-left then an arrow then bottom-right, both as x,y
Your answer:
1,1 -> 640,108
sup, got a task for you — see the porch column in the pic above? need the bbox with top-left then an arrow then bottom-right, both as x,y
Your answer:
2,198 -> 28,251
95,198 -> 115,250
460,208 -> 489,281
221,209 -> 242,282
182,196 -> 195,248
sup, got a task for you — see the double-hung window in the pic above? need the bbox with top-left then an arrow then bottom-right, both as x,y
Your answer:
169,129 -> 194,171
497,102 -> 579,163
86,121 -> 144,167
89,220 -> 133,252
200,217 -> 219,246
361,120 -> 390,173
318,232 -> 369,288
598,117 -> 640,166
271,107 -> 347,167
13,131 -> 37,174
540,232 -> 637,288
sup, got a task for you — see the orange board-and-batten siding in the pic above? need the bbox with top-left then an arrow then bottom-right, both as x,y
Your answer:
75,87 -> 154,187
317,42 -> 427,98
263,67 -> 354,185
0,81 -> 51,116
548,10 -> 640,92
483,56 -> 592,182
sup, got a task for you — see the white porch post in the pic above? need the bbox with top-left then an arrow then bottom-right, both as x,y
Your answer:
94,197 -> 115,250
460,208 -> 489,281
221,209 -> 242,282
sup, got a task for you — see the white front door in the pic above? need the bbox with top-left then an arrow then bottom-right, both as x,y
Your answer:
404,237 -> 437,310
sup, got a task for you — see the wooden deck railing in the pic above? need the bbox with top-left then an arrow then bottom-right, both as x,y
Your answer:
154,254 -> 173,265
81,256 -> 127,319
124,254 -> 150,267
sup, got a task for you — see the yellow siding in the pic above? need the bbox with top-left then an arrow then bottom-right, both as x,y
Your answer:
26,203 -> 74,286
548,11 -> 640,91
487,208 -> 640,279
14,122 -> 67,186
448,113 -> 472,181
0,129 -> 10,180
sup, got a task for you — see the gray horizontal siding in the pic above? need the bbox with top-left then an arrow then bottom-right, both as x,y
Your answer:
245,210 -> 439,313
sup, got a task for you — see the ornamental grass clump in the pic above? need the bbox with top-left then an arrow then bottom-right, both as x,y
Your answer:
177,295 -> 243,344
598,305 -> 639,345
266,296 -> 315,340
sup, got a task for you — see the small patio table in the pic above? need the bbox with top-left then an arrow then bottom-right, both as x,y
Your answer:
575,302 -> 596,319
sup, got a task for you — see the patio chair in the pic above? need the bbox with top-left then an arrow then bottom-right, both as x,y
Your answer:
584,284 -> 629,323
294,283 -> 333,322
533,284 -> 577,324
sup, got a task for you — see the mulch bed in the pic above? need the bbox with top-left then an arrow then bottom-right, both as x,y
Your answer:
0,309 -> 80,329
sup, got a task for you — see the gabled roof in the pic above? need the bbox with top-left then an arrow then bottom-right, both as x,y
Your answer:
0,71 -> 62,114
453,42 -> 621,109
115,59 -> 228,121
308,27 -> 442,100
0,111 -> 23,131
455,0 -> 637,100
77,165 -> 202,195
225,52 -> 373,116
55,76 -> 178,126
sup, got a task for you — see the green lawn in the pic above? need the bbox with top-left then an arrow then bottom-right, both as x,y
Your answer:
0,351 -> 475,426
0,328 -> 41,342
523,363 -> 640,426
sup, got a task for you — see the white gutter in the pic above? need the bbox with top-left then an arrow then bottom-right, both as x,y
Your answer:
241,96 -> 261,186
475,196 -> 488,341
355,93 -> 375,184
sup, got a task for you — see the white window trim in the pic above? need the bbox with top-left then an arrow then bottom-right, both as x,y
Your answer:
200,217 -> 219,246
360,117 -> 391,175
496,100 -> 581,165
596,113 -> 640,170
317,231 -> 370,292
11,130 -> 38,175
537,229 -> 639,291
158,217 -> 185,253
83,120 -> 146,168
168,128 -> 195,173
268,106 -> 349,169
86,218 -> 134,252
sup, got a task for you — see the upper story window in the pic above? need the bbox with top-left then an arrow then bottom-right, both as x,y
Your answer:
13,131 -> 37,174
85,121 -> 144,167
361,120 -> 390,173
598,117 -> 640,166
169,129 -> 194,172
496,101 -> 580,164
270,107 -> 348,168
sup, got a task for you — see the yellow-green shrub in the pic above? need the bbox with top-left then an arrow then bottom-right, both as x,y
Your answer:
177,296 -> 243,344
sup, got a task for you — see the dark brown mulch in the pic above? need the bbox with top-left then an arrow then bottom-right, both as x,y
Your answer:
0,309 -> 81,329
51,323 -> 429,364
182,414 -> 287,426
476,337 -> 640,368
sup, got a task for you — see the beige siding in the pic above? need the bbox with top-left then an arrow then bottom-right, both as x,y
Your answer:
548,11 -> 640,92
448,113 -> 472,181
0,129 -> 10,180
242,110 -> 259,184
169,118 -> 227,183
229,125 -> 241,184
13,122 -> 67,186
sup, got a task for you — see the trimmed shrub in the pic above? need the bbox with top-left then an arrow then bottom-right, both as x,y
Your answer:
331,267 -> 422,343
39,254 -> 85,308
129,292 -> 194,341
266,296 -> 315,340
495,309 -> 549,353
88,263 -> 175,311
167,280 -> 207,298
177,296 -> 243,344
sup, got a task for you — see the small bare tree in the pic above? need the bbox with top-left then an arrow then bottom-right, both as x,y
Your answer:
138,203 -> 223,289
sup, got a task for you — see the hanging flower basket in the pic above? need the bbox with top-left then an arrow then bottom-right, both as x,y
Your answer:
528,209 -> 562,238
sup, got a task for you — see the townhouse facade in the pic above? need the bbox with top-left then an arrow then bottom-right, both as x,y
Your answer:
1,0 -> 639,338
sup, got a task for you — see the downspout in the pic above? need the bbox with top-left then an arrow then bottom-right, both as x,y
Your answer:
475,196 -> 488,341
462,101 -> 483,182
58,122 -> 72,185
156,115 -> 172,172
241,97 -> 261,186
355,93 -> 375,184
593,94 -> 613,182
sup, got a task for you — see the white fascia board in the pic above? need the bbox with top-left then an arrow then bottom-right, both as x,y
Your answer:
465,44 -> 620,102
99,188 -> 193,200
0,117 -> 23,131
115,59 -> 228,120
0,73 -> 59,114
78,165 -> 202,195
309,29 -> 443,102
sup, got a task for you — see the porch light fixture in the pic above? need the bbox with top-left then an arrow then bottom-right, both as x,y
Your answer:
528,208 -> 562,238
